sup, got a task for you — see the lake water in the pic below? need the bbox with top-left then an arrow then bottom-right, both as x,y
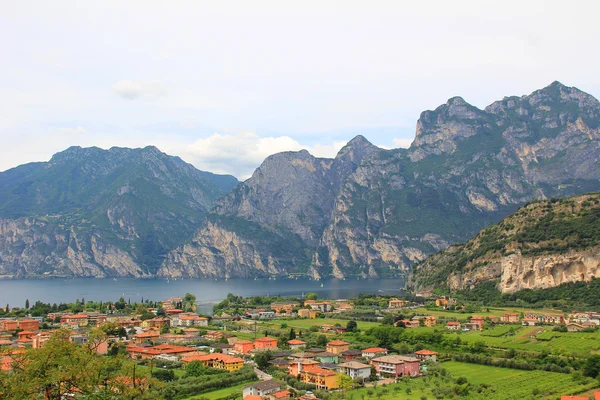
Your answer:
0,278 -> 406,314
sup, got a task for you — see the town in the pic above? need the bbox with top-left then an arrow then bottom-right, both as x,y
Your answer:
2,293 -> 600,399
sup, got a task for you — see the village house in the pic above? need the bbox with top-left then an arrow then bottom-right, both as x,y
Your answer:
267,390 -> 291,400
371,355 -> 420,378
269,358 -> 292,370
271,302 -> 299,314
415,349 -> 439,362
338,350 -> 361,362
446,321 -> 461,330
60,314 -> 90,327
181,353 -> 245,371
133,331 -> 160,344
255,336 -> 278,350
362,347 -> 388,359
127,343 -> 196,360
141,317 -> 170,330
388,299 -> 406,309
326,340 -> 349,354
290,359 -> 320,375
300,366 -> 339,390
501,313 -> 520,323
435,298 -> 448,307
243,380 -> 282,398
297,309 -> 311,318
424,316 -> 437,327
171,313 -> 208,327
234,340 -> 255,354
567,323 -> 586,332
287,339 -> 307,350
210,342 -> 234,355
204,330 -> 224,341
310,302 -> 333,313
0,318 -> 40,332
469,316 -> 486,330
522,317 -> 538,326
396,319 -> 420,329
524,313 -> 565,325
338,361 -> 371,380
313,351 -> 338,364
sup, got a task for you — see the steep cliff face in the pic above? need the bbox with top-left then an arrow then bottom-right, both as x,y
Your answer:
157,136 -> 378,278
0,146 -> 237,278
161,82 -> 600,279
410,193 -> 600,293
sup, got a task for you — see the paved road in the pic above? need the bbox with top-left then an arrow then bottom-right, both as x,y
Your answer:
254,367 -> 272,381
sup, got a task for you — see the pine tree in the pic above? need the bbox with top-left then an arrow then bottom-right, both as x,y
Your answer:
25,299 -> 30,309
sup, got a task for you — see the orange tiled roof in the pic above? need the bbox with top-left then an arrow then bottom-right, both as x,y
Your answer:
182,353 -> 244,364
362,347 -> 387,353
288,339 -> 307,345
273,390 -> 291,399
327,340 -> 349,346
415,349 -> 439,355
255,336 -> 277,342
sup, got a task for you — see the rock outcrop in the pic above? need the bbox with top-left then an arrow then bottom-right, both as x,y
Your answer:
409,193 -> 600,293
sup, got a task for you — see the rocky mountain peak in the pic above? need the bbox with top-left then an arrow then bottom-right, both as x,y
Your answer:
335,135 -> 378,164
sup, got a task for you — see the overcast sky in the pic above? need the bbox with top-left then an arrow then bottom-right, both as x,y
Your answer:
2,1 -> 600,179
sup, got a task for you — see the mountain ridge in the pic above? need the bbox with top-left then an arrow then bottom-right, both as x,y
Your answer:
159,81 -> 600,280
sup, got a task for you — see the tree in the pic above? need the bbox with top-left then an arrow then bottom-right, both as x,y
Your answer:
305,293 -> 318,301
152,368 -> 175,382
0,328 -> 158,399
289,328 -> 296,340
25,299 -> 29,309
160,324 -> 169,334
316,335 -> 328,347
584,355 -> 600,378
185,361 -> 208,377
346,320 -> 358,332
255,350 -> 273,370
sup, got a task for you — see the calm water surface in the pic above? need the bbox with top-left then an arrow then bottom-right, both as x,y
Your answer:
0,278 -> 405,314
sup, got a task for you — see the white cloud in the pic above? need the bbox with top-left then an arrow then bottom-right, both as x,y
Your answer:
392,137 -> 413,149
179,132 -> 348,179
112,80 -> 167,100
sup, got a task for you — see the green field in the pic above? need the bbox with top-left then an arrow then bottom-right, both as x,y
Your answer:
182,381 -> 259,400
347,361 -> 598,400
265,318 -> 381,331
443,361 -> 598,399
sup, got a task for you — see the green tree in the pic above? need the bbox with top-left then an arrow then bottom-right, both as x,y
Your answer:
185,361 -> 208,377
316,335 -> 328,347
289,328 -> 296,340
254,350 -> 273,370
25,299 -> 29,309
305,293 -> 318,301
160,324 -> 169,334
584,355 -> 600,378
346,320 -> 358,332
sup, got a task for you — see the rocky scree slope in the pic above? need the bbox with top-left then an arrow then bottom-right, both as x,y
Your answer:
0,146 -> 237,278
408,193 -> 600,294
160,82 -> 600,279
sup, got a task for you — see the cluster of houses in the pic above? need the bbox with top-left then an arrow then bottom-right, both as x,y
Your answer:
238,338 -> 433,399
243,300 -> 354,320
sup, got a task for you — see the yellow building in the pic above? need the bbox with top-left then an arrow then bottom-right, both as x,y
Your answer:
181,353 -> 244,372
326,340 -> 349,354
388,299 -> 405,308
301,368 -> 339,390
424,316 -> 437,327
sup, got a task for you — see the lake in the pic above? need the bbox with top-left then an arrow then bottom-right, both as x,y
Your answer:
0,278 -> 406,314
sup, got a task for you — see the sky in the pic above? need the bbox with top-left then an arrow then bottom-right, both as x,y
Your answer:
2,1 -> 600,179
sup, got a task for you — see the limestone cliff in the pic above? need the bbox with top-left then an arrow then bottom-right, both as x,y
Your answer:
161,82 -> 600,279
409,193 -> 600,293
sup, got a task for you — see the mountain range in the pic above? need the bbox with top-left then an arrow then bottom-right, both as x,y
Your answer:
1,81 -> 600,279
